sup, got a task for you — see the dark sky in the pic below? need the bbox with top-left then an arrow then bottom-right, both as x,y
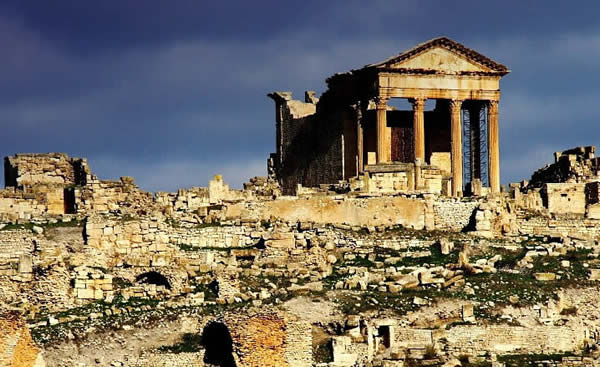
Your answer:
1,1 -> 599,191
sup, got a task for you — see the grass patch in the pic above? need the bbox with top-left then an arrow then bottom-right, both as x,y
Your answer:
0,219 -> 82,232
313,340 -> 333,363
113,277 -> 133,289
458,355 -> 492,367
176,244 -> 257,252
157,333 -> 203,353
497,352 -> 574,366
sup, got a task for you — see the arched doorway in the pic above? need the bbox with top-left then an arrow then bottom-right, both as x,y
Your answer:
202,321 -> 236,367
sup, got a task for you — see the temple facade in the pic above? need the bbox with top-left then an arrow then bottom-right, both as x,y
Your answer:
269,37 -> 509,196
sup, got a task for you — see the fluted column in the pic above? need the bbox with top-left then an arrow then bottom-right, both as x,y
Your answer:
375,97 -> 390,163
450,99 -> 463,197
410,98 -> 426,163
488,100 -> 500,193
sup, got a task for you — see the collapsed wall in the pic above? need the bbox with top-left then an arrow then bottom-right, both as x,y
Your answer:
529,146 -> 599,188
4,153 -> 89,188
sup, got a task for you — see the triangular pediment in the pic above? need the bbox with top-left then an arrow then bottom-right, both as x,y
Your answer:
368,37 -> 509,75
388,46 -> 491,73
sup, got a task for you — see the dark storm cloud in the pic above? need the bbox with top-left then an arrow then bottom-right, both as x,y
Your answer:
1,1 -> 600,191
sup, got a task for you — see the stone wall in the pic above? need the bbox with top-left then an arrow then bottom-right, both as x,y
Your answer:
543,183 -> 587,215
0,230 -> 35,278
226,312 -> 312,367
228,195 -> 427,229
77,176 -> 154,215
517,214 -> 600,239
73,266 -> 114,300
0,186 -> 68,221
268,91 -> 346,195
442,325 -> 586,354
433,199 -> 480,231
529,146 -> 599,188
4,153 -> 88,188
364,165 -> 444,195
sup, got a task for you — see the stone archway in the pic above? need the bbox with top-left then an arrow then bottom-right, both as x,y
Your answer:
135,271 -> 171,290
202,321 -> 237,367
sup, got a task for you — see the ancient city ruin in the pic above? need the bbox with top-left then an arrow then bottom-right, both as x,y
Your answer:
2,37 -> 600,367
268,37 -> 508,197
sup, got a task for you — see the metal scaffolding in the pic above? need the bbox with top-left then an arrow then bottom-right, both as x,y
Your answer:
462,102 -> 489,190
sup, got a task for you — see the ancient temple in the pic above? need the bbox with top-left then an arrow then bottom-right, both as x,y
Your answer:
269,37 -> 509,196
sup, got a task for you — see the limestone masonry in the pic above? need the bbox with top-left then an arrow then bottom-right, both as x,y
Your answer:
2,37 -> 600,367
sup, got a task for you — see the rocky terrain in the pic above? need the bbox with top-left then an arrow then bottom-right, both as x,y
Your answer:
2,147 -> 600,366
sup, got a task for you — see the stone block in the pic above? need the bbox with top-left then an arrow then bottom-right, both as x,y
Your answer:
462,303 -> 475,322
77,288 -> 95,299
534,272 -> 556,281
586,203 -> 600,219
18,255 -> 32,273
589,269 -> 600,280
439,238 -> 454,255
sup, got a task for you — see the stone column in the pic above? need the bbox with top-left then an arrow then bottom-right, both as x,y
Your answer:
356,105 -> 364,173
450,99 -> 463,197
375,97 -> 390,163
410,98 -> 426,163
488,100 -> 500,193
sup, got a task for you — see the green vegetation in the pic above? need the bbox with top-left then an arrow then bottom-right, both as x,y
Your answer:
329,288 -> 443,315
196,221 -> 223,229
32,295 -> 159,325
112,277 -> 133,289
0,219 -> 82,232
497,352 -> 574,366
157,333 -> 203,353
313,340 -> 333,363
423,344 -> 437,359
388,243 -> 458,267
176,243 -> 256,252
458,355 -> 492,367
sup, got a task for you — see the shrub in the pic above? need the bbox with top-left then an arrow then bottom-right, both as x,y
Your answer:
424,344 -> 437,359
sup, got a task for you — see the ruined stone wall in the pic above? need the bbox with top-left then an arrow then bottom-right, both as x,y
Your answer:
364,165 -> 444,195
0,230 -> 35,278
227,195 -> 427,229
0,185 -> 68,221
529,146 -> 600,188
226,312 -> 311,367
156,187 -> 210,214
517,214 -> 600,239
543,183 -> 587,215
77,176 -> 155,215
270,93 -> 346,195
442,325 -> 586,354
433,199 -> 480,231
4,153 -> 88,188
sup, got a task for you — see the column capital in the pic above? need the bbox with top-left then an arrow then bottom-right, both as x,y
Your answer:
374,96 -> 389,110
488,99 -> 499,112
409,97 -> 426,110
449,99 -> 464,110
